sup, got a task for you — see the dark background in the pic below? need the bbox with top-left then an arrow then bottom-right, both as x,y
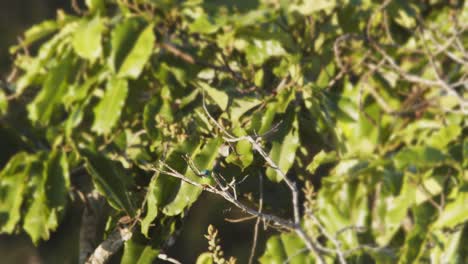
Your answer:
0,1 -> 267,263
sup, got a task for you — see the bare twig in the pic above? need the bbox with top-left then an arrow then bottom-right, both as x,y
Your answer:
225,215 -> 257,223
198,92 -> 327,263
305,212 -> 347,264
152,162 -> 328,263
248,173 -> 264,264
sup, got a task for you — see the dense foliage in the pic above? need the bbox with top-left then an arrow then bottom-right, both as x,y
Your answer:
0,0 -> 467,263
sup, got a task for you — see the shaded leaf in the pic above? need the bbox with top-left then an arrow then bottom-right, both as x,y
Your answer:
81,149 -> 134,215
27,55 -> 74,125
395,146 -> 447,169
121,234 -> 160,264
266,118 -> 300,182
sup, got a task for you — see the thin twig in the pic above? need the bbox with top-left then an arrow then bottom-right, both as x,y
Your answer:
305,212 -> 347,264
225,215 -> 257,223
248,173 -> 264,264
199,94 -> 327,263
152,163 -> 328,263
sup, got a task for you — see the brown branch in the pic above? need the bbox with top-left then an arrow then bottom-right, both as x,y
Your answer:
79,191 -> 107,264
85,227 -> 132,264
160,43 -> 196,64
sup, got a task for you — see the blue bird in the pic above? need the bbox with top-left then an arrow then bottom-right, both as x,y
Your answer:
199,169 -> 211,177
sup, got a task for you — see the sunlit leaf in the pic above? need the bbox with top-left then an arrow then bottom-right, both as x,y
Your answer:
434,189 -> 468,229
196,252 -> 213,264
10,20 -> 58,53
306,150 -> 337,174
0,153 -> 30,233
72,16 -> 104,61
198,81 -> 229,111
23,150 -> 69,244
92,77 -> 128,135
110,18 -> 155,79
259,233 -> 313,264
245,39 -> 286,65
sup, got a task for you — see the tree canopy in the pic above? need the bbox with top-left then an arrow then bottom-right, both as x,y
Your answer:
0,0 -> 467,263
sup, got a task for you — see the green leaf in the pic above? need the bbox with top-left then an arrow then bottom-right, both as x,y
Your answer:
198,82 -> 229,111
259,233 -> 312,264
373,175 -> 416,245
306,150 -> 337,174
163,138 -> 222,216
394,146 -> 448,169
196,252 -> 213,264
289,0 -> 336,15
266,118 -> 300,182
430,228 -> 464,262
86,0 -> 106,13
236,139 -> 254,168
427,124 -> 462,149
121,235 -> 160,264
43,150 -> 70,230
27,55 -> 74,125
189,15 -> 220,34
15,21 -> 78,95
0,153 -> 30,233
110,18 -> 155,79
72,16 -> 104,61
10,20 -> 58,53
92,77 -> 128,135
140,174 -> 159,237
23,185 -> 50,244
110,17 -> 145,73
257,102 -> 277,135
0,89 -> 8,116
229,97 -> 261,122
434,189 -> 468,228
23,150 -> 69,244
81,149 -> 134,216
143,97 -> 161,140
118,23 -> 155,79
245,39 -> 286,65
